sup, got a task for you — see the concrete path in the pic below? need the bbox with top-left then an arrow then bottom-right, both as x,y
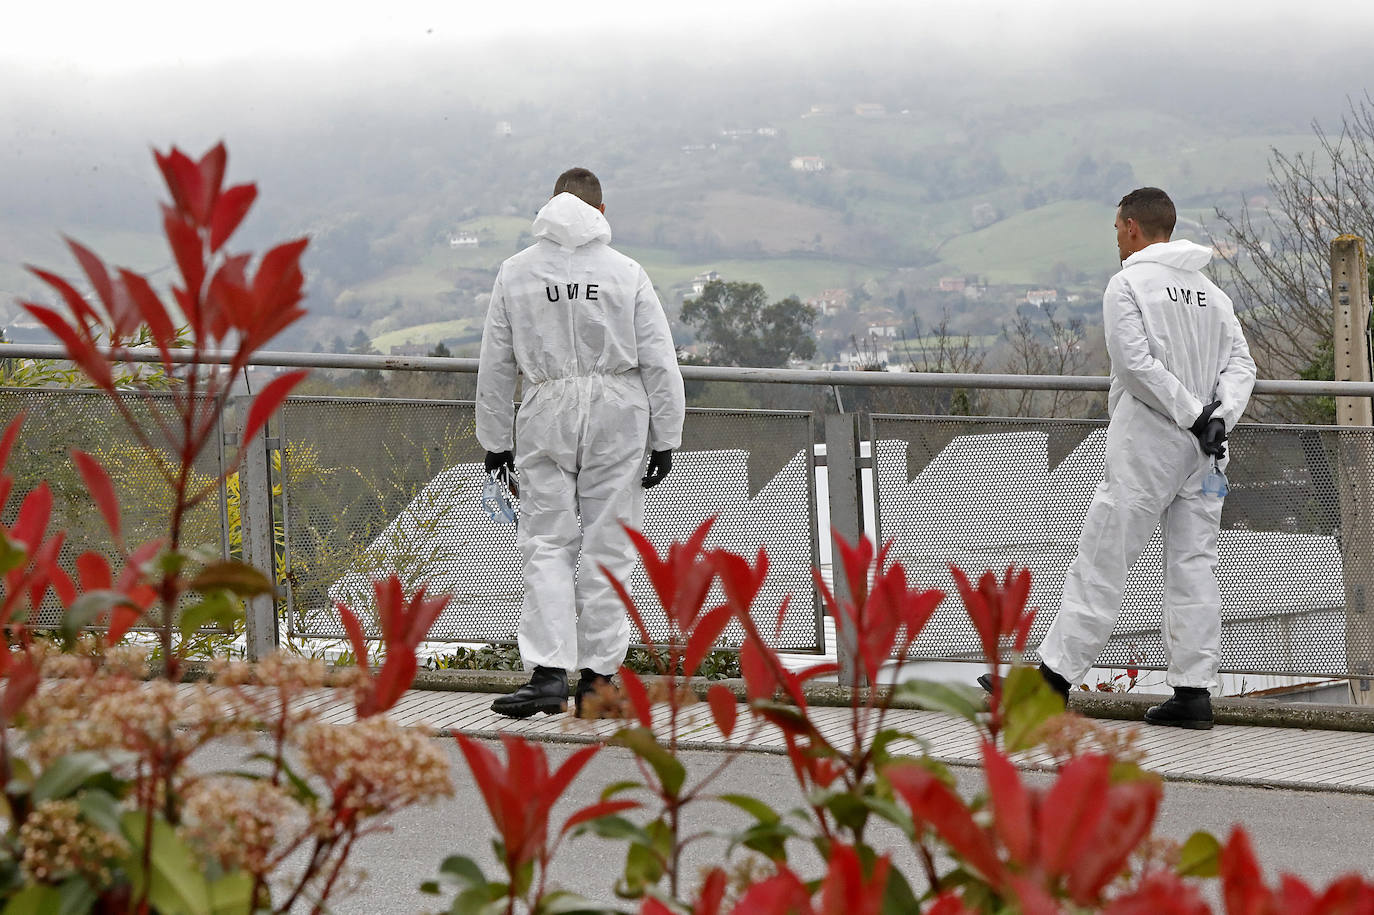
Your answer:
202,683 -> 1374,794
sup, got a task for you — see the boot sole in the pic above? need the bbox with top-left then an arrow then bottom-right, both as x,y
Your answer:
490,698 -> 568,719
1144,713 -> 1214,730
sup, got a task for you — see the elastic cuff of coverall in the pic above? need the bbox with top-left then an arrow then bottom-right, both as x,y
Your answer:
1164,672 -> 1218,691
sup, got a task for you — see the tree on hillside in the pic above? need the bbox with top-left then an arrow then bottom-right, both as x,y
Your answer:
679,280 -> 818,367
1211,93 -> 1374,423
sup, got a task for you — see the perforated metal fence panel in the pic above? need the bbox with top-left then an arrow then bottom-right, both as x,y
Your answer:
870,414 -> 1374,679
0,388 -> 228,627
281,399 -> 822,652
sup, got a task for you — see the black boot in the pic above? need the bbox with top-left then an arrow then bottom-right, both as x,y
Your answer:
1144,687 -> 1214,730
491,666 -> 568,719
574,669 -> 618,719
977,663 -> 1071,705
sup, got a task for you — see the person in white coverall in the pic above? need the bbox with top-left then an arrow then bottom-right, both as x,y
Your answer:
1033,187 -> 1256,729
476,167 -> 686,719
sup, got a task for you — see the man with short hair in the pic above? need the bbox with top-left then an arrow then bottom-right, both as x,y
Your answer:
477,167 -> 685,718
1032,186 -> 1256,729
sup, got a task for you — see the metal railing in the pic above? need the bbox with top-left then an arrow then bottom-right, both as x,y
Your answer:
3,343 -> 1372,690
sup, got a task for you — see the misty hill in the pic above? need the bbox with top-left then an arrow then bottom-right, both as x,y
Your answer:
2,28 -> 1368,362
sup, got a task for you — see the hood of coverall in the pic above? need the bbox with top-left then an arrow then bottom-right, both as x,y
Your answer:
531,192 -> 613,250
1122,239 -> 1214,272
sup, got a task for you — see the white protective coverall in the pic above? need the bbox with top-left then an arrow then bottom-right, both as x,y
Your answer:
1037,239 -> 1256,689
476,193 -> 686,674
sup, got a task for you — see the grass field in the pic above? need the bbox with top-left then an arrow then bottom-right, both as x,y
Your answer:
372,318 -> 481,351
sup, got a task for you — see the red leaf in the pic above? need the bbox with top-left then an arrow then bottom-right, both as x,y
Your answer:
816,843 -> 889,915
210,183 -> 257,252
27,266 -> 102,327
707,683 -> 737,739
0,652 -> 40,722
0,414 -> 24,480
833,532 -> 873,609
618,666 -> 654,728
1037,754 -> 1113,876
732,869 -> 813,915
684,604 -> 733,679
118,269 -> 178,366
155,147 -> 202,220
602,563 -> 654,647
163,205 -> 206,297
65,237 -> 116,317
194,143 -> 227,224
697,868 -> 728,915
250,237 -> 309,316
981,741 -> 1035,863
1065,778 -> 1161,904
76,552 -> 113,591
22,304 -> 114,391
1220,827 -> 1272,915
887,761 -> 1006,887
241,371 -> 307,447
1103,872 -> 1212,915
739,633 -> 776,702
336,603 -> 370,673
925,892 -> 978,915
72,450 -> 121,542
559,799 -> 639,837
12,483 -> 53,550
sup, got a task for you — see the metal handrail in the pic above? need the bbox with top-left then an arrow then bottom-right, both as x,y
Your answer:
4,342 -> 1372,397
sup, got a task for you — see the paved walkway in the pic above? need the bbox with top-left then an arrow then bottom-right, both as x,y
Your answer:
214,684 -> 1374,795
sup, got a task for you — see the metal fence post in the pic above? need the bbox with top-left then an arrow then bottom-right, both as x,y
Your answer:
1332,235 -> 1374,705
236,395 -> 279,660
825,411 -> 867,688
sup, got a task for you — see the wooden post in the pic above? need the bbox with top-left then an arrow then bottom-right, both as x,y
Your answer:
1331,235 -> 1373,705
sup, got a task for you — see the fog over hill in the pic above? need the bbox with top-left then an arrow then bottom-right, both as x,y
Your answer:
3,5 -> 1371,359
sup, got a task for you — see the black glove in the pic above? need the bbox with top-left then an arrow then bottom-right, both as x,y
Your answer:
1199,419 -> 1227,459
485,450 -> 517,495
641,450 -> 673,489
1189,401 -> 1222,440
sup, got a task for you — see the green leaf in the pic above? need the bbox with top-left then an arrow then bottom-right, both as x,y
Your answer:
177,591 -> 244,639
870,728 -> 931,765
534,890 -> 608,914
892,679 -> 986,723
208,872 -> 254,915
718,793 -> 780,824
732,820 -> 797,862
437,855 -> 489,888
615,839 -> 664,899
598,780 -> 642,801
62,591 -> 140,641
879,862 -> 921,915
33,753 -> 114,803
56,877 -> 98,915
816,790 -> 869,832
0,534 -> 26,575
188,561 -> 275,599
78,790 -> 123,836
581,815 -> 652,844
861,795 -> 915,839
1001,665 -> 1065,752
241,755 -> 319,805
120,810 -> 212,915
2,884 -> 61,915
608,728 -> 686,797
1178,830 -> 1222,877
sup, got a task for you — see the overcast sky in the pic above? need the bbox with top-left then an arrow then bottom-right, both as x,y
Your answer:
8,0 -> 1374,75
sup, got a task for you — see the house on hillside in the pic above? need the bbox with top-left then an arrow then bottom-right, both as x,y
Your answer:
1026,289 -> 1058,306
938,277 -> 966,293
790,155 -> 826,172
807,288 -> 850,316
691,271 -> 722,295
389,341 -> 430,357
448,231 -> 479,248
494,121 -> 512,137
854,103 -> 886,118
